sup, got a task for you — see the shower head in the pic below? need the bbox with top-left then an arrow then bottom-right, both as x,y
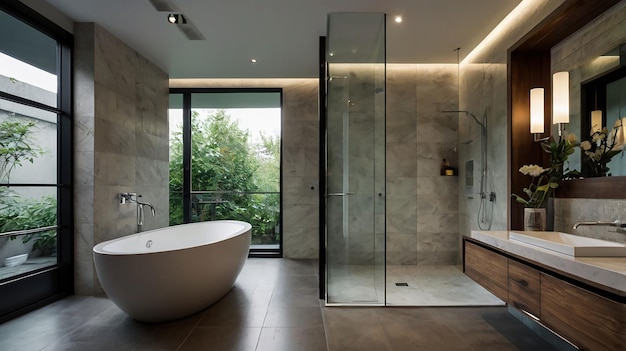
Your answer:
441,110 -> 485,129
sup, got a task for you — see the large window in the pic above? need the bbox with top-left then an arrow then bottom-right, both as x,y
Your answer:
0,1 -> 72,321
169,89 -> 282,256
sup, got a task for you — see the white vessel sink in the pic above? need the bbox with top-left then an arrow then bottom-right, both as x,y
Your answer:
509,231 -> 626,257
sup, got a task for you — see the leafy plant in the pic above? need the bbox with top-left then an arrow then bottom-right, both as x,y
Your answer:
169,110 -> 280,244
579,120 -> 624,177
512,132 -> 578,208
0,119 -> 43,183
0,190 -> 57,254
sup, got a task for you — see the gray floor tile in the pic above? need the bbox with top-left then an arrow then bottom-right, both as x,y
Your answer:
326,325 -> 391,351
264,306 -> 324,328
0,258 -> 558,351
197,304 -> 268,328
178,327 -> 261,351
256,327 -> 327,351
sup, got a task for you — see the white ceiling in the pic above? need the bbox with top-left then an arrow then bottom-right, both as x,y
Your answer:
45,0 -> 522,79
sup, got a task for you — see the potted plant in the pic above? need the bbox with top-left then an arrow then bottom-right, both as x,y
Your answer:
512,132 -> 578,230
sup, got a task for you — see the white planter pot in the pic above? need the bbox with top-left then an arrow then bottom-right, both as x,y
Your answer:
4,253 -> 28,267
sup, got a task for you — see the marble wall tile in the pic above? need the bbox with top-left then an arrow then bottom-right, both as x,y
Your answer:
283,227 -> 319,259
94,88 -> 137,132
135,133 -> 169,161
555,198 -> 626,244
416,214 -> 459,234
416,232 -> 460,253
387,143 -> 418,178
387,232 -> 417,265
283,204 -> 318,229
73,23 -> 169,294
93,151 -> 135,186
93,117 -> 136,155
93,25 -> 136,98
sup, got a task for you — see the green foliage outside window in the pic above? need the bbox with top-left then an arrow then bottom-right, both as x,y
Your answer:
0,118 -> 56,255
169,110 -> 280,244
0,192 -> 57,254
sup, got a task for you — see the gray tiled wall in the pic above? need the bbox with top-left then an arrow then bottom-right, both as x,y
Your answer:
458,1 -> 565,238
74,23 -> 169,295
387,65 -> 460,265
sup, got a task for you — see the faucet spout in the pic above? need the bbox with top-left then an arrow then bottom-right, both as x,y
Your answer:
119,193 -> 156,232
573,219 -> 624,230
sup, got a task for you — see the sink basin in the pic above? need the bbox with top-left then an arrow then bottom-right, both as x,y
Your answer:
509,231 -> 626,257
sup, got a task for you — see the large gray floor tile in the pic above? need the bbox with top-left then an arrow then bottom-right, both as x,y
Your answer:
0,259 -> 558,351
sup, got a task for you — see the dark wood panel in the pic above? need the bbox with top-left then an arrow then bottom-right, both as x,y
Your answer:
541,273 -> 626,351
464,241 -> 508,301
512,0 -> 620,52
509,51 -> 551,230
508,259 -> 541,317
558,177 -> 626,199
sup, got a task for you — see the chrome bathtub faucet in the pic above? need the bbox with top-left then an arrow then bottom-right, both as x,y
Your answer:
119,192 -> 156,232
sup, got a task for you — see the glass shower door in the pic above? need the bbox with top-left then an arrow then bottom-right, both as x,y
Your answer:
325,12 -> 386,305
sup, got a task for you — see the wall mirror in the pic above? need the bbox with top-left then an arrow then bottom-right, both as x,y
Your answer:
558,43 -> 626,198
565,44 -> 625,177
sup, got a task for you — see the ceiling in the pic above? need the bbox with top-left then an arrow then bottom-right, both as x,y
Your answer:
45,0 -> 522,79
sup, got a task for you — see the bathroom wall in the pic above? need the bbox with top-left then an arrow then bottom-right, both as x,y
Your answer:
74,23 -> 169,295
386,64 -> 460,265
175,66 -> 460,265
551,2 -> 626,244
458,0 -> 566,237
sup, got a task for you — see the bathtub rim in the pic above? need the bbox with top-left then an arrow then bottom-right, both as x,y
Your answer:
92,220 -> 252,256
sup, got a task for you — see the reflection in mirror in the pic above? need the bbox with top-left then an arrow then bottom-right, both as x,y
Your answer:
571,44 -> 626,177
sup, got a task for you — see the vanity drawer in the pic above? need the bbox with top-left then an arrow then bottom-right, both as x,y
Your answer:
508,259 -> 540,317
541,273 -> 626,351
464,241 -> 508,301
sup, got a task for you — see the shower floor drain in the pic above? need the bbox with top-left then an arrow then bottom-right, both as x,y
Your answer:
395,282 -> 409,287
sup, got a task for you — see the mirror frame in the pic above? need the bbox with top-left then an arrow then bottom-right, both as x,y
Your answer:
509,0 -> 621,230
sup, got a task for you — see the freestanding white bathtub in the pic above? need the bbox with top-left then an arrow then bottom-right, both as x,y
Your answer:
93,220 -> 251,323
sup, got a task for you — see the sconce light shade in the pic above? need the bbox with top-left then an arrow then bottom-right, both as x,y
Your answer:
530,87 -> 544,134
591,110 -> 603,130
553,71 -> 569,124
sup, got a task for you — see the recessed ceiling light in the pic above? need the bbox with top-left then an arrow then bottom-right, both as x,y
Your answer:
250,58 -> 257,63
329,52 -> 335,57
167,13 -> 186,24
394,16 -> 402,23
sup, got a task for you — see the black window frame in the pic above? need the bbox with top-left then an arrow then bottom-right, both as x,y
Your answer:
0,0 -> 73,322
169,87 -> 283,258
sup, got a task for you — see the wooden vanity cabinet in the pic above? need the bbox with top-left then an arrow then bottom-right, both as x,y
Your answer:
464,241 -> 508,301
463,238 -> 626,351
508,259 -> 540,317
541,274 -> 626,351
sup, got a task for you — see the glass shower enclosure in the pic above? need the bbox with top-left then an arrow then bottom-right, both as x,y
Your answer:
324,13 -> 386,305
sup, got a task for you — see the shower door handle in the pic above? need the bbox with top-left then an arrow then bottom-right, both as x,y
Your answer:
326,192 -> 355,197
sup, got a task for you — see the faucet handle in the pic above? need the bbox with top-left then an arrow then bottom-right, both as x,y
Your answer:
119,193 -> 130,204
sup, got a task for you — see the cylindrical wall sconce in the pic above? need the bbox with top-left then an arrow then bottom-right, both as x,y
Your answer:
553,71 -> 569,126
530,87 -> 545,136
591,110 -> 603,131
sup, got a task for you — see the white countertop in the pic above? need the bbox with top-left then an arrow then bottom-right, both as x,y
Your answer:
468,230 -> 626,296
